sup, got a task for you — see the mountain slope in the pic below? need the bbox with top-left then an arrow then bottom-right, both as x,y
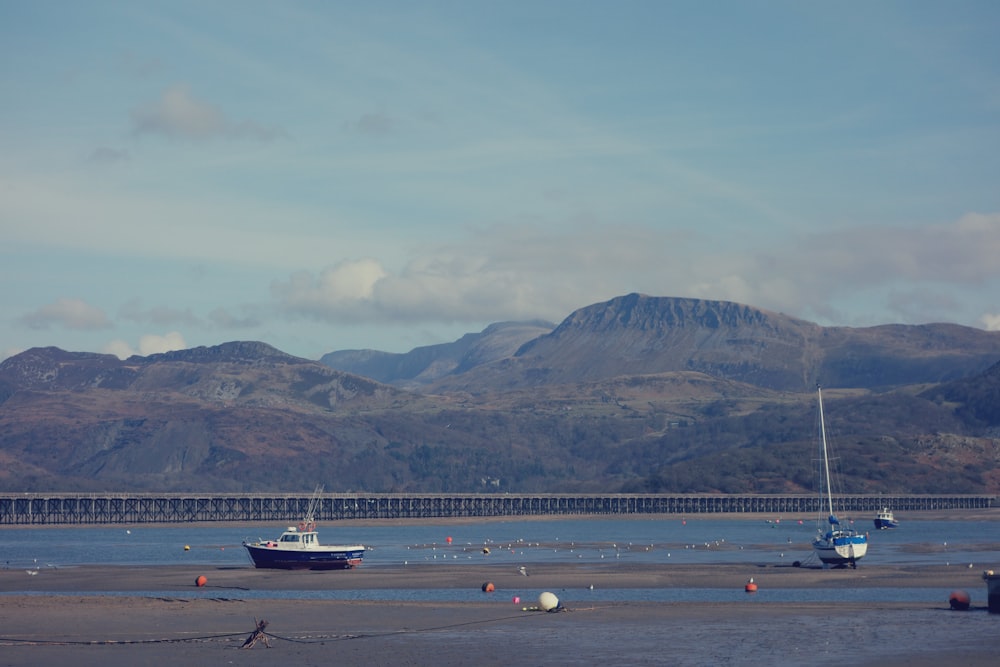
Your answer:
2,295 -> 999,494
423,294 -> 1000,393
320,320 -> 554,386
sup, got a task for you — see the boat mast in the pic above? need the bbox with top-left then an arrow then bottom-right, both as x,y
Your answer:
817,385 -> 835,519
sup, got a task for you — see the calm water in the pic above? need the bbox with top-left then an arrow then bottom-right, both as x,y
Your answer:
3,515 -> 999,604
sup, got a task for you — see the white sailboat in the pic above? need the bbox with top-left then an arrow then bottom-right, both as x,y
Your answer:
812,385 -> 867,568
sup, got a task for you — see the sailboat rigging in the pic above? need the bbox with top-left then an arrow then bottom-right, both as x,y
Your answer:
811,385 -> 868,568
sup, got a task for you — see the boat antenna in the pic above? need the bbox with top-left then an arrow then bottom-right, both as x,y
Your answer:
304,485 -> 323,529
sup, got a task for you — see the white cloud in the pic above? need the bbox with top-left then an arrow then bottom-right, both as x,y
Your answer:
102,339 -> 136,360
272,258 -> 387,316
264,211 -> 1000,333
130,84 -> 284,142
102,332 -> 187,359
981,314 -> 1000,331
19,298 -> 112,331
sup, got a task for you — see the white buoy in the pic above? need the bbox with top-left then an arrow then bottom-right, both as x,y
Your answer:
538,591 -> 560,611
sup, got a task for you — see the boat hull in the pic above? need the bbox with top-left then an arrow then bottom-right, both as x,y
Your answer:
813,533 -> 867,567
244,544 -> 364,570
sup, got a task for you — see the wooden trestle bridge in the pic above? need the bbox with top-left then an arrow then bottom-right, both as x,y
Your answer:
0,492 -> 995,525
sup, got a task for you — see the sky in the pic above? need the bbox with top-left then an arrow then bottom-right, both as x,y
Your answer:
2,1 -> 1000,362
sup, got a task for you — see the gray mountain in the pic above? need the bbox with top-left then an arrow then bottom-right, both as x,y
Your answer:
320,320 -> 554,387
423,294 -> 1000,393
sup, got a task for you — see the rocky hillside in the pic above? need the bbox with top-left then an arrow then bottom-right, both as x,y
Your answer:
2,295 -> 999,494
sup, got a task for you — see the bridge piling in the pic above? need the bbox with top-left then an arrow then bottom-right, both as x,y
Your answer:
0,493 -> 993,525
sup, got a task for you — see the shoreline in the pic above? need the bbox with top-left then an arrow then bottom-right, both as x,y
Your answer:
3,561 -> 995,592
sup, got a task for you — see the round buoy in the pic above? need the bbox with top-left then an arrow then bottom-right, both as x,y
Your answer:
446,536 -> 452,544
195,575 -> 207,587
949,590 -> 971,610
482,582 -> 495,592
482,547 -> 491,555
745,577 -> 758,593
512,596 -> 520,604
538,591 -> 560,611
184,545 -> 190,551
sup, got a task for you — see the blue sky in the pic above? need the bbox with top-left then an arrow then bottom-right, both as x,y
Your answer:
2,1 -> 999,362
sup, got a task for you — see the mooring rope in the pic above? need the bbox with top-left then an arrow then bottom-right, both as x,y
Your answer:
0,605 -> 591,648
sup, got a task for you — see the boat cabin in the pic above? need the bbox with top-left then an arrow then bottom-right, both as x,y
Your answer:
278,527 -> 318,546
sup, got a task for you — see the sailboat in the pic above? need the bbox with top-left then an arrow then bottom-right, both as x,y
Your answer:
812,385 -> 867,568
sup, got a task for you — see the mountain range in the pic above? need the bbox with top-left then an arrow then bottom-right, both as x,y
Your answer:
2,293 -> 999,494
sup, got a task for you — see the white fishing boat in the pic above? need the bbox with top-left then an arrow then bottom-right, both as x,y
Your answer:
874,507 -> 899,529
243,487 -> 365,570
812,385 -> 868,568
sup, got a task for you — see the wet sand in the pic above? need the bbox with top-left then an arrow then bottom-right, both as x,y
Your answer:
2,561 -> 997,666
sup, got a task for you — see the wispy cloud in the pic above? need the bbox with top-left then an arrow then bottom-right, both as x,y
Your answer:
130,84 -> 286,142
19,298 -> 112,331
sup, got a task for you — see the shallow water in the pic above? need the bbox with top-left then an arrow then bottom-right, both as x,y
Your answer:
3,516 -> 998,604
3,516 -> 998,567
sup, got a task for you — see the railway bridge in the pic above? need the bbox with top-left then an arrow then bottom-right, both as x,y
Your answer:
0,492 -> 994,525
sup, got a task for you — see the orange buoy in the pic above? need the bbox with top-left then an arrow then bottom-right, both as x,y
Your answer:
446,536 -> 453,544
195,575 -> 207,587
482,582 -> 495,592
745,577 -> 758,593
949,590 -> 970,610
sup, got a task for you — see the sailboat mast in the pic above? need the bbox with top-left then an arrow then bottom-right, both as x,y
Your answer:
817,385 -> 835,517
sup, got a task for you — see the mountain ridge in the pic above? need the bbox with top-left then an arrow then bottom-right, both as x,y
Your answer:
2,293 -> 999,494
322,294 -> 999,394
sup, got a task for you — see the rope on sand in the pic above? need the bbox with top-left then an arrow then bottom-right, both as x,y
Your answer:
0,632 -> 247,647
0,605 -> 601,649
263,605 -> 596,645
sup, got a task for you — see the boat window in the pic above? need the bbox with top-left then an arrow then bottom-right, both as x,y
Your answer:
281,534 -> 300,542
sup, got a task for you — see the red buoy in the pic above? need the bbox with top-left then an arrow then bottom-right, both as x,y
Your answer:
195,575 -> 207,587
949,590 -> 970,610
482,582 -> 495,592
745,577 -> 758,593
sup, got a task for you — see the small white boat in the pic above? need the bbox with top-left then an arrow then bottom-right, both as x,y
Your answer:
811,386 -> 868,568
874,507 -> 899,529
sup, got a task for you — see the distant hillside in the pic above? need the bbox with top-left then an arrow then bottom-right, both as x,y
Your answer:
921,360 -> 1000,428
320,320 -> 554,387
2,294 -> 999,495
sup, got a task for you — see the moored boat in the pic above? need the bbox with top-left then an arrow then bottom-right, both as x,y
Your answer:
811,386 -> 868,568
243,489 -> 365,570
243,522 -> 365,570
874,507 -> 899,530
